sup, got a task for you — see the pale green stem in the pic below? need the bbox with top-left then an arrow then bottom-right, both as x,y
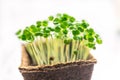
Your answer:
25,43 -> 37,65
79,41 -> 83,59
69,41 -> 72,61
76,40 -> 80,60
65,44 -> 69,62
46,38 -> 51,65
37,38 -> 47,64
32,42 -> 43,65
42,40 -> 48,64
83,46 -> 90,60
64,44 -> 67,62
60,39 -> 65,63
72,40 -> 76,61
30,43 -> 40,65
53,38 -> 59,64
57,39 -> 61,62
49,36 -> 54,64
75,40 -> 78,60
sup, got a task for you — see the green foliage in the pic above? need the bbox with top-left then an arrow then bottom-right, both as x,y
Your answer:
55,26 -> 61,32
69,17 -> 75,22
64,39 -> 71,44
42,20 -> 48,27
36,21 -> 42,27
72,29 -> 80,35
53,18 -> 59,24
48,16 -> 54,21
16,29 -> 21,35
96,38 -> 102,44
16,13 -> 102,66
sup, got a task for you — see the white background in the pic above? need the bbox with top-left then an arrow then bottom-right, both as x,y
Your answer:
0,0 -> 120,80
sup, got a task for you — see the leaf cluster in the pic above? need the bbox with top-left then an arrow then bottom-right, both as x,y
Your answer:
16,13 -> 102,49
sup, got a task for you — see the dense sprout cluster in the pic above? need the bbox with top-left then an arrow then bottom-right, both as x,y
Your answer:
16,13 -> 102,49
16,13 -> 102,65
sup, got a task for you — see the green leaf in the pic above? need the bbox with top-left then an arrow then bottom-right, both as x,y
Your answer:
63,13 -> 69,18
27,35 -> 34,42
88,37 -> 94,42
61,15 -> 68,21
74,50 -> 78,55
53,18 -> 59,24
55,26 -> 61,32
84,35 -> 88,40
43,28 -> 51,33
69,16 -> 75,22
43,33 -> 50,38
62,29 -> 68,34
69,26 -> 74,30
48,27 -> 54,31
95,34 -> 99,38
87,43 -> 95,48
60,13 -> 69,22
87,28 -> 95,35
29,25 -> 38,33
60,21 -> 68,29
73,36 -> 80,40
82,20 -> 86,23
30,24 -> 36,27
21,34 -> 26,41
56,13 -> 62,17
23,29 -> 31,36
61,17 -> 67,21
22,29 -> 35,41
16,29 -> 21,35
81,20 -> 89,28
36,21 -> 41,27
72,29 -> 80,35
35,32 -> 43,36
76,23 -> 81,27
42,20 -> 48,27
48,16 -> 54,21
78,27 -> 84,32
69,24 -> 75,30
96,39 -> 102,44
64,39 -> 71,44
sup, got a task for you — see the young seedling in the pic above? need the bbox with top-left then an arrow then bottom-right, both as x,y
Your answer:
16,13 -> 102,66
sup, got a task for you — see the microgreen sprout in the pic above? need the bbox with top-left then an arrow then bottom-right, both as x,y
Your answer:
16,13 -> 102,66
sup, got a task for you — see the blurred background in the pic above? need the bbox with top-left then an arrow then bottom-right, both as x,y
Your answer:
0,0 -> 120,80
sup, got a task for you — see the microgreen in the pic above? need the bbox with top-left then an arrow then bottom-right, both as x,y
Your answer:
36,21 -> 42,27
62,29 -> 68,34
53,18 -> 59,25
72,29 -> 80,35
55,26 -> 61,32
42,20 -> 48,27
69,16 -> 75,22
16,13 -> 102,66
16,29 -> 22,35
96,38 -> 102,44
48,16 -> 54,21
64,39 -> 71,44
